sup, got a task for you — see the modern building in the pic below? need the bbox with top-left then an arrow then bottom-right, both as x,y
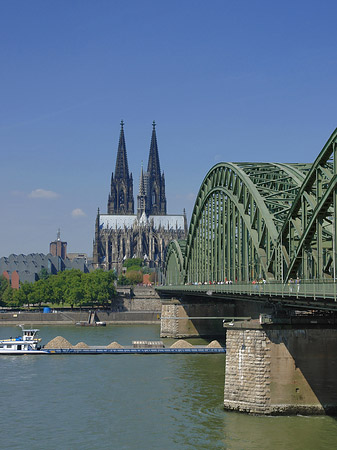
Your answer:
0,252 -> 89,288
93,121 -> 187,273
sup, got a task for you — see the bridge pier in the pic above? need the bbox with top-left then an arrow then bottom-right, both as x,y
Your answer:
160,298 -> 235,338
224,321 -> 337,415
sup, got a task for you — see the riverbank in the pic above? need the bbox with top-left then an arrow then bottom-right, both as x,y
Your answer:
0,310 -> 160,325
0,285 -> 162,325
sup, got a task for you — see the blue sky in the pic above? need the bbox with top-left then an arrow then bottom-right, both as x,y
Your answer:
1,0 -> 337,257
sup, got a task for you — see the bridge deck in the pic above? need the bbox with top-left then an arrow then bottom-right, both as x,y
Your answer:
157,282 -> 337,312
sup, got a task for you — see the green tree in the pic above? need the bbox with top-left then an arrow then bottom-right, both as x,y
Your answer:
126,270 -> 143,285
15,282 -> 33,309
2,286 -> 24,307
30,279 -> 53,307
0,275 -> 10,306
83,270 -> 116,308
118,274 -> 129,286
37,268 -> 50,280
49,272 -> 66,305
124,258 -> 143,269
62,270 -> 85,308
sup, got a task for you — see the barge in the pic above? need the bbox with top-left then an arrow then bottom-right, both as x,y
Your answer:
0,325 -> 48,354
0,326 -> 225,355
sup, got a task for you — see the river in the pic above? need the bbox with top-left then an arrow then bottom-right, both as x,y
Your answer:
0,324 -> 336,450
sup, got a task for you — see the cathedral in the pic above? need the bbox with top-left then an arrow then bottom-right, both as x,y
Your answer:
93,121 -> 187,273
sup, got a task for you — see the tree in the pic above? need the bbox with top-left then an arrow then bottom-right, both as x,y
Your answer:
0,275 -> 10,306
62,270 -> 85,308
126,270 -> 143,285
118,274 -> 129,286
15,282 -> 33,309
37,268 -> 50,280
31,279 -> 53,307
124,258 -> 143,269
2,285 -> 16,307
83,270 -> 116,308
49,272 -> 66,305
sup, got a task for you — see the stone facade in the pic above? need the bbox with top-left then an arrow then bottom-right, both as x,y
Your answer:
93,121 -> 187,272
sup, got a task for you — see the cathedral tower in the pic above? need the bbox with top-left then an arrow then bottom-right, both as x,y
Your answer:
137,162 -> 147,218
146,121 -> 167,215
94,121 -> 187,272
107,121 -> 134,214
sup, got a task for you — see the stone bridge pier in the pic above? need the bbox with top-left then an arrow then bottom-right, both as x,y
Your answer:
160,297 -> 235,338
224,320 -> 337,415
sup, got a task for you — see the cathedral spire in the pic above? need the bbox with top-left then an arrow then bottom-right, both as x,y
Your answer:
137,162 -> 146,217
146,121 -> 166,215
139,161 -> 146,196
147,121 -> 161,179
107,121 -> 134,215
115,120 -> 130,180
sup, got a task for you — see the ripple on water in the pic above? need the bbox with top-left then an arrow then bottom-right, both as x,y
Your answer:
1,326 -> 337,450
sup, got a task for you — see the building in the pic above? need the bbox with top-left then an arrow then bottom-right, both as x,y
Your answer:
49,229 -> 67,259
93,121 -> 187,273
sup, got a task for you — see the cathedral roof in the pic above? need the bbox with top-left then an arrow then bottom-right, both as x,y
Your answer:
99,214 -> 185,230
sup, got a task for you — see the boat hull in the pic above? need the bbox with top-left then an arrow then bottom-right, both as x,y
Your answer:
0,350 -> 49,355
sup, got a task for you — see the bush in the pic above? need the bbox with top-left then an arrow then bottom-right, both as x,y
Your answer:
125,270 -> 143,285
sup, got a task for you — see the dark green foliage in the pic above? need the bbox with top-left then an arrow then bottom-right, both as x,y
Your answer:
0,275 -> 10,306
117,274 -> 129,286
125,270 -> 143,285
123,258 -> 143,269
0,269 -> 117,309
37,268 -> 50,280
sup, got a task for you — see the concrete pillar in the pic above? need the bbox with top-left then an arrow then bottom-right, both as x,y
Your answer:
224,323 -> 337,415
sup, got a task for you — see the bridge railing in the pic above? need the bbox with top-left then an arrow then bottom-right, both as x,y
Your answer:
159,280 -> 337,302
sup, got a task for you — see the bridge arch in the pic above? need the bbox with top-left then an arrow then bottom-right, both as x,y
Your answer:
184,162 -> 305,284
164,240 -> 186,285
162,128 -> 337,286
272,128 -> 337,281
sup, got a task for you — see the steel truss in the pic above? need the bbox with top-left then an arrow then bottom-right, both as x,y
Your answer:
164,129 -> 337,285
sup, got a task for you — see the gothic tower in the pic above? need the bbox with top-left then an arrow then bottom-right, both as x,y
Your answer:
137,163 -> 146,218
107,121 -> 134,214
146,121 -> 167,215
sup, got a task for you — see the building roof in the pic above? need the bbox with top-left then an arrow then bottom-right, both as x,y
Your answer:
100,214 -> 185,230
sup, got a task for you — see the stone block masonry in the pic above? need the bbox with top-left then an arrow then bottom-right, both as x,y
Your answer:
224,325 -> 337,415
160,298 -> 235,338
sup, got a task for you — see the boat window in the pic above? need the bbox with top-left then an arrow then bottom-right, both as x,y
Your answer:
17,345 -> 22,350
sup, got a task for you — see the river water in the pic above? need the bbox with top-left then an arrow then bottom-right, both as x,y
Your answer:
1,324 -> 336,450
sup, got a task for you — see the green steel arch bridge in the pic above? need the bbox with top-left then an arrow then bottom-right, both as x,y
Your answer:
158,129 -> 337,312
